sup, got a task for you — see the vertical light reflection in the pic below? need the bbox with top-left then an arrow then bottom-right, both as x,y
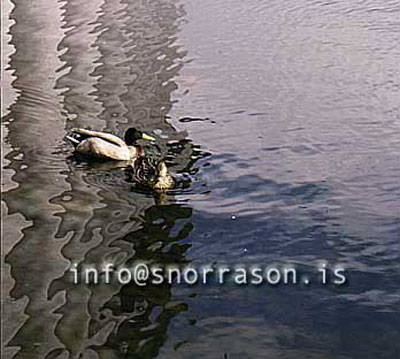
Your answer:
48,1 -> 196,358
56,0 -> 106,130
1,0 -> 18,117
92,0 -> 187,139
2,0 -> 71,357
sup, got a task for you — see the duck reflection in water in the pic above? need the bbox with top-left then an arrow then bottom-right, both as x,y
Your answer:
91,203 -> 194,359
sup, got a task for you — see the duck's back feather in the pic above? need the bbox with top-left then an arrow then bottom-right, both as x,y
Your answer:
72,128 -> 127,147
76,137 -> 133,161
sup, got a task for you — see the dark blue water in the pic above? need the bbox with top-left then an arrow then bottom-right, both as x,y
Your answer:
2,0 -> 400,358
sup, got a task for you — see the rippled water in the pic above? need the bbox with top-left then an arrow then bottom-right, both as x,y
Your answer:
2,0 -> 400,358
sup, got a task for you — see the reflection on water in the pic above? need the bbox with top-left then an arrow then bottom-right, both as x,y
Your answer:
2,0 -> 200,358
2,0 -> 400,358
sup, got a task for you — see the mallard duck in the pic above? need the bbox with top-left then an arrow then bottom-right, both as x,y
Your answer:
66,127 -> 156,161
131,157 -> 174,190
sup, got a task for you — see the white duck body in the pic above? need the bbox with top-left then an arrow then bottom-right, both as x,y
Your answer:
67,128 -> 142,161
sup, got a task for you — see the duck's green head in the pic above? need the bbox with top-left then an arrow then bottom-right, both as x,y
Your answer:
124,127 -> 156,145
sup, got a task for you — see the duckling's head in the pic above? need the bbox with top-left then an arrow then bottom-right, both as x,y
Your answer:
154,162 -> 174,190
157,161 -> 169,177
124,127 -> 156,145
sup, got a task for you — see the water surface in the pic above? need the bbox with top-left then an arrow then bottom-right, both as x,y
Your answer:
2,0 -> 400,358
